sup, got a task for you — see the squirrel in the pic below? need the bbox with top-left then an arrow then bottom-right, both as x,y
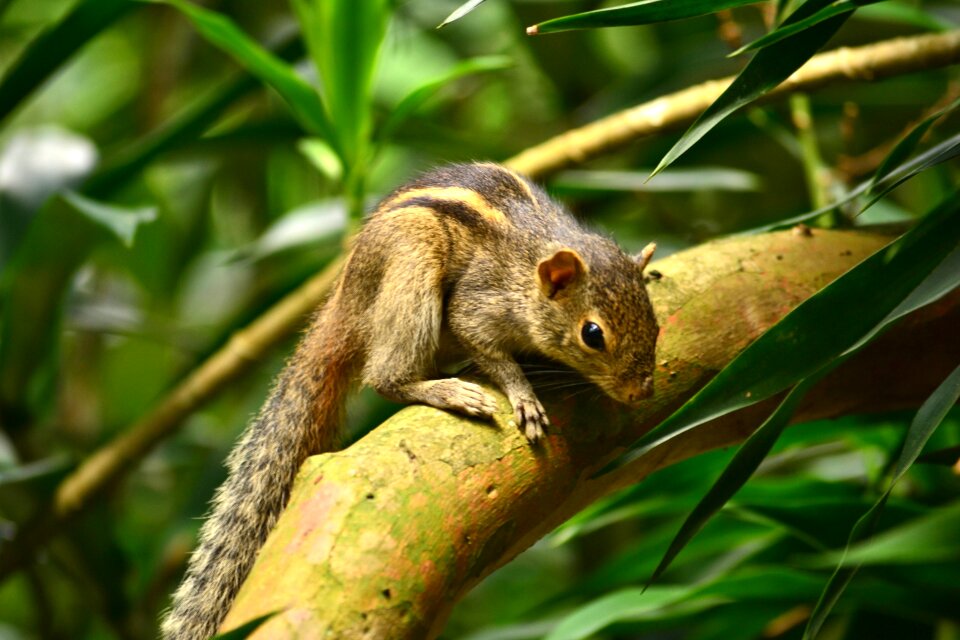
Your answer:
161,162 -> 659,640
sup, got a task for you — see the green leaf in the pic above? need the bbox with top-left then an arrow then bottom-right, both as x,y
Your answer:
651,0 -> 850,178
603,189 -> 960,472
0,0 -> 135,124
528,0 -> 763,35
865,95 -> 960,197
551,167 -> 762,193
438,0 -> 488,28
545,587 -> 722,640
730,0 -> 863,56
645,378 -> 819,587
212,612 -> 280,639
0,455 -> 71,487
159,0 -> 335,145
377,55 -> 512,144
803,364 -> 960,639
292,0 -> 389,167
61,192 -> 156,248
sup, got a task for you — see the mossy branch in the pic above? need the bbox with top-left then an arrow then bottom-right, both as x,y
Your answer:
222,229 -> 960,638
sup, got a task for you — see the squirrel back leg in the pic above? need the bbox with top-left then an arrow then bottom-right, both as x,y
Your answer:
360,244 -> 499,420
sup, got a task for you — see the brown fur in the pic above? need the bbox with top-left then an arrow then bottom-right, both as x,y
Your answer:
161,163 -> 658,639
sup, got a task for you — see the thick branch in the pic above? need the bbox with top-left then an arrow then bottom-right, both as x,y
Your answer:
222,229 -> 960,638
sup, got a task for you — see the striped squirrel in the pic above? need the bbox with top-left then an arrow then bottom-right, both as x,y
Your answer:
161,163 -> 659,639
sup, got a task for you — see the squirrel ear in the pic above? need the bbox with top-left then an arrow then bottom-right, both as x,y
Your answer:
633,242 -> 657,273
538,249 -> 586,298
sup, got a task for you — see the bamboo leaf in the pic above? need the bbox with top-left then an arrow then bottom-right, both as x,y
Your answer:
528,0 -> 763,35
291,0 -> 389,166
651,0 -> 850,178
438,0 -> 488,28
730,0 -> 863,56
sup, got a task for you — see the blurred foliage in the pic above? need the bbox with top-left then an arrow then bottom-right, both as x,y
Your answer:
0,0 -> 958,638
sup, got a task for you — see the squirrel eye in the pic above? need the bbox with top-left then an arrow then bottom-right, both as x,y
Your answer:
581,322 -> 605,351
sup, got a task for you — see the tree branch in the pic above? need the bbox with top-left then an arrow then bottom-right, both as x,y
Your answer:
507,30 -> 960,178
221,228 -> 959,638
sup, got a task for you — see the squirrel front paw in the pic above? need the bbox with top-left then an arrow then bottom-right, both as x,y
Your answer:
513,395 -> 549,442
431,378 -> 500,419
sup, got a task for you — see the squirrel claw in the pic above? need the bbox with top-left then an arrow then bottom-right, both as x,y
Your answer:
514,397 -> 549,442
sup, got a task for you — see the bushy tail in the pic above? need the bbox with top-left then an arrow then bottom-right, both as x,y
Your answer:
161,304 -> 355,640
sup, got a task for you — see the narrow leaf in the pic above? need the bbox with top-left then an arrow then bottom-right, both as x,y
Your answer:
646,378 -> 819,586
652,0 -> 849,178
213,612 -> 280,639
528,0 -> 762,35
545,587 -> 721,640
731,0 -> 860,56
865,95 -> 960,196
292,0 -> 389,166
603,189 -> 960,473
61,192 -> 156,248
0,0 -> 135,124
161,0 -> 335,144
804,364 -> 960,639
438,0 -> 487,28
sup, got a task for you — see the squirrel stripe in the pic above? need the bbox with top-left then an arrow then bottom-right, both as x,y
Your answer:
381,186 -> 508,225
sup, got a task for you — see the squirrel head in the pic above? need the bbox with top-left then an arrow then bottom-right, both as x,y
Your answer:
534,243 -> 659,407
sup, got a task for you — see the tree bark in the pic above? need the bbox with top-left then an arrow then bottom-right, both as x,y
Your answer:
221,228 -> 960,638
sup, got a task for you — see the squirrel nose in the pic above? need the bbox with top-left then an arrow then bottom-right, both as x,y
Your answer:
625,376 -> 654,404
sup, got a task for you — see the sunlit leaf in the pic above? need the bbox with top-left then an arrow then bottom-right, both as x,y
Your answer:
552,167 -> 762,193
528,0 -> 763,35
602,189 -> 960,473
292,0 -> 389,166
0,0 -> 135,124
652,0 -> 850,178
545,587 -> 722,640
438,0 -> 488,28
0,127 -> 98,270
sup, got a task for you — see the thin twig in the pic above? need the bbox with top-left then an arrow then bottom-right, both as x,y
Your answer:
507,30 -> 960,178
